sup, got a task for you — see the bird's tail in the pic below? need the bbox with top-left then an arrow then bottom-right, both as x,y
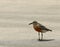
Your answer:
47,29 -> 52,32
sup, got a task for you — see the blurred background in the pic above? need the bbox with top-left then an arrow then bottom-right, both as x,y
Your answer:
0,0 -> 60,47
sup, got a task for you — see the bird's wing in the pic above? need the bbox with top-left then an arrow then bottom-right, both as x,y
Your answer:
38,24 -> 52,31
40,25 -> 48,30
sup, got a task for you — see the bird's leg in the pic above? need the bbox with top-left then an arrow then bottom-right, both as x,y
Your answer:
38,32 -> 40,40
41,32 -> 43,40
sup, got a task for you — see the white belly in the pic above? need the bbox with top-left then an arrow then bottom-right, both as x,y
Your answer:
42,30 -> 48,33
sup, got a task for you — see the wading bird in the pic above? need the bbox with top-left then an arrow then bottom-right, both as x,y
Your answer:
29,21 -> 52,41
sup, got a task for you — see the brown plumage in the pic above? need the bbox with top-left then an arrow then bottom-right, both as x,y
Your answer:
29,21 -> 52,40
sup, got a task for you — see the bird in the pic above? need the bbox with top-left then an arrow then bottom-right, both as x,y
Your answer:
29,21 -> 52,41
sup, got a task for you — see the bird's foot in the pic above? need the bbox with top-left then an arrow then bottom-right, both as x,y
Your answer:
38,39 -> 40,41
38,39 -> 43,41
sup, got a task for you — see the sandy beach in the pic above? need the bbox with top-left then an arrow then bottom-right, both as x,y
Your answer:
0,0 -> 60,47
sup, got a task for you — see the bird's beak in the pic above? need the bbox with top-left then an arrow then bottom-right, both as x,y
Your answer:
29,23 -> 33,25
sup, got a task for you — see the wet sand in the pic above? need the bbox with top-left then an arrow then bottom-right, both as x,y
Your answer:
0,0 -> 60,47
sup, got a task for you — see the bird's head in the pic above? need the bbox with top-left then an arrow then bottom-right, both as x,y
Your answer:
29,21 -> 38,25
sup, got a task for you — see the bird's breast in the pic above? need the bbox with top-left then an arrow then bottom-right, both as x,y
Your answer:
33,25 -> 41,32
